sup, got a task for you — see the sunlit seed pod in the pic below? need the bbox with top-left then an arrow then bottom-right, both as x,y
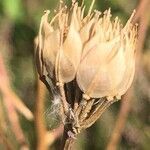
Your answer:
36,3 -> 82,83
116,25 -> 137,97
80,18 -> 95,44
36,10 -> 57,78
56,4 -> 82,83
36,0 -> 137,100
43,30 -> 60,78
76,10 -> 137,100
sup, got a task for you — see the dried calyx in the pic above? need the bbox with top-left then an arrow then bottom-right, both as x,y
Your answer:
35,0 -> 137,135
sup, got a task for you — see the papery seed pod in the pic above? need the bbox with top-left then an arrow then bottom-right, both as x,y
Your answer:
116,24 -> 137,98
57,5 -> 82,83
76,10 -> 137,100
36,4 -> 82,83
35,10 -> 58,78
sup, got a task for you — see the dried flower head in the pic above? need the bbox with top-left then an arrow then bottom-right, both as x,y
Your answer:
77,9 -> 137,99
35,0 -> 137,141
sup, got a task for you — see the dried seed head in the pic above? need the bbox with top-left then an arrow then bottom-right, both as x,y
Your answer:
77,10 -> 137,100
35,0 -> 137,100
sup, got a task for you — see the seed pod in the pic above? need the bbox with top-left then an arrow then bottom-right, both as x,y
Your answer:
36,4 -> 82,83
57,5 -> 82,83
36,10 -> 58,78
76,10 -> 137,100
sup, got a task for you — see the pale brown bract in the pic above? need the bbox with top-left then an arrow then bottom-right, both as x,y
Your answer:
35,0 -> 137,148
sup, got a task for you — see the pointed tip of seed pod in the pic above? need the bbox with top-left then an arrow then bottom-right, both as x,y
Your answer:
108,7 -> 111,12
88,0 -> 96,16
130,9 -> 136,20
126,9 -> 136,25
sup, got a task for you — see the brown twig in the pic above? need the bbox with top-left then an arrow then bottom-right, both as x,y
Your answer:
0,53 -> 34,121
139,52 -> 150,99
106,90 -> 133,150
0,125 -> 14,150
3,95 -> 29,149
0,53 -> 31,149
46,124 -> 64,146
132,0 -> 150,55
132,0 -> 150,24
7,90 -> 34,121
35,78 -> 48,150
134,0 -> 150,100
0,99 -> 14,150
35,76 -> 65,149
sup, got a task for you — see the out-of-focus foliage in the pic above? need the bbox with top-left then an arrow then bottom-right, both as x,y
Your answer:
2,0 -> 24,21
0,0 -> 149,150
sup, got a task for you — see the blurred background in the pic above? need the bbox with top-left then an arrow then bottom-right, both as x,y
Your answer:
0,0 -> 149,150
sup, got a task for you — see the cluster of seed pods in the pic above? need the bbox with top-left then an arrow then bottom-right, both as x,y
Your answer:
35,0 -> 137,134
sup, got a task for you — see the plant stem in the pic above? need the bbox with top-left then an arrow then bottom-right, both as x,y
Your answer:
60,125 -> 76,150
